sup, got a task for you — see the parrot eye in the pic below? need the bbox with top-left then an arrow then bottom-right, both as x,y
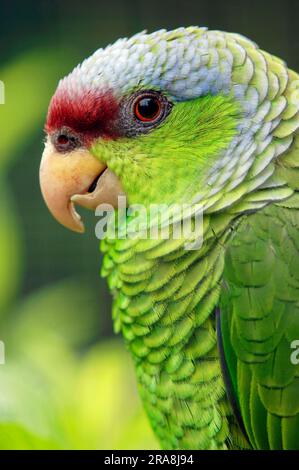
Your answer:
134,95 -> 162,122
52,128 -> 81,153
125,90 -> 172,133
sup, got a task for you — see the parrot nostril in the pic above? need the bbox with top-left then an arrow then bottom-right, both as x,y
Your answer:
52,128 -> 82,153
57,134 -> 69,146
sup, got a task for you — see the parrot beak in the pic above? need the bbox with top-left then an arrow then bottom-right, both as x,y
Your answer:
39,139 -> 125,233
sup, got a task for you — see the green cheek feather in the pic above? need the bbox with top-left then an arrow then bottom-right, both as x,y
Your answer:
92,94 -> 240,206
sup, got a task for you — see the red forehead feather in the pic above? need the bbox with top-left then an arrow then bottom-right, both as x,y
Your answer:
45,87 -> 119,142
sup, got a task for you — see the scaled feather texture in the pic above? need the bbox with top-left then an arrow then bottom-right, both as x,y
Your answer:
44,27 -> 299,449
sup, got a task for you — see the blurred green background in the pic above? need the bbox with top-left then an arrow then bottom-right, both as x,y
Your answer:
0,0 -> 298,449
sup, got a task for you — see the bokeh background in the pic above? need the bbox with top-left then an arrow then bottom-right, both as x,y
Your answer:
0,0 -> 298,449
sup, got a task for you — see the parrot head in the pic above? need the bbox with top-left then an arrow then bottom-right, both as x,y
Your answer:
40,27 -> 295,233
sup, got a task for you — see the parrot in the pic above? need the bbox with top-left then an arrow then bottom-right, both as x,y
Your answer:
39,27 -> 299,450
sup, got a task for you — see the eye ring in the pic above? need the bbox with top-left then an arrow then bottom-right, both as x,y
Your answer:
133,94 -> 162,122
118,90 -> 172,137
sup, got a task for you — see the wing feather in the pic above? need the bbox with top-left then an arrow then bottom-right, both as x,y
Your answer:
220,202 -> 299,449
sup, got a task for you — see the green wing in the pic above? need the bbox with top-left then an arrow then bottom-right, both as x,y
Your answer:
220,200 -> 299,449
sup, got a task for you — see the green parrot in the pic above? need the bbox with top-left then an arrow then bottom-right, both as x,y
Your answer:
39,27 -> 299,450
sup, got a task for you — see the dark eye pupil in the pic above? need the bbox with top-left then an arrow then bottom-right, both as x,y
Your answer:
136,97 -> 160,120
